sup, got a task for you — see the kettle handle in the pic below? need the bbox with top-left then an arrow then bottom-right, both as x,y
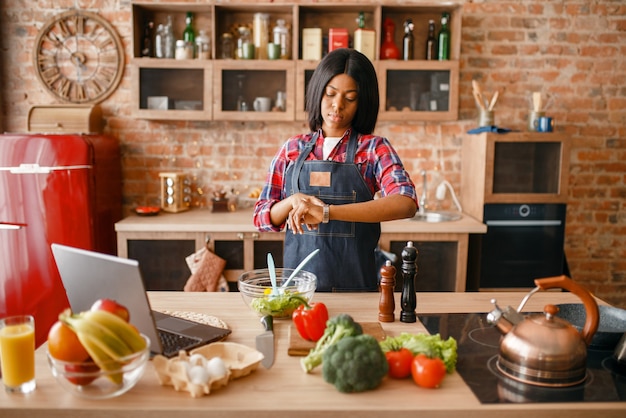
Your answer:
534,275 -> 600,346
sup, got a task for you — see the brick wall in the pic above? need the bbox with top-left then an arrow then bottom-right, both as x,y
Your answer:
1,0 -> 624,308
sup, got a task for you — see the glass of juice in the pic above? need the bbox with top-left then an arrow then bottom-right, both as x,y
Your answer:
0,315 -> 36,393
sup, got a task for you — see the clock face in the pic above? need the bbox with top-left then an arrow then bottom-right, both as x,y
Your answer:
33,10 -> 125,104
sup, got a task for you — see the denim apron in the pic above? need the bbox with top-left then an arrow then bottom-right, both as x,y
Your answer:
284,130 -> 380,292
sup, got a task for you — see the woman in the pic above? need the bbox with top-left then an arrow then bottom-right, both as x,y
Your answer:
253,48 -> 417,291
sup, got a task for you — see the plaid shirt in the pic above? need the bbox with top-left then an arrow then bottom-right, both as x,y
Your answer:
253,129 -> 417,232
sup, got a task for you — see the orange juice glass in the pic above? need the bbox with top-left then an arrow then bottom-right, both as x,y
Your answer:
0,315 -> 36,393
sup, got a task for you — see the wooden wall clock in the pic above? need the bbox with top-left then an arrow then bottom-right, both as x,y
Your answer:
33,10 -> 125,104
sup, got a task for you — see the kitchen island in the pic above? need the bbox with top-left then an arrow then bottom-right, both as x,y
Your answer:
1,291 -> 624,417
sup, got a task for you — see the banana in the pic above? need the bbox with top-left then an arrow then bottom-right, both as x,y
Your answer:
77,332 -> 124,385
61,313 -> 133,361
82,309 -> 147,353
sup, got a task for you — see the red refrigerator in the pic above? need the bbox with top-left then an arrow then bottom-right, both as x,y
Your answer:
0,133 -> 122,347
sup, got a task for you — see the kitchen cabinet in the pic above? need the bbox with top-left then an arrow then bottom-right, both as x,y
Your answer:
130,1 -> 461,122
115,209 -> 486,292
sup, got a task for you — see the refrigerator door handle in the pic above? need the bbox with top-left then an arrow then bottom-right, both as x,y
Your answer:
0,163 -> 91,174
0,223 -> 25,230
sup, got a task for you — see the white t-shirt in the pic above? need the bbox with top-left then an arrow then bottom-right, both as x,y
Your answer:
322,136 -> 342,160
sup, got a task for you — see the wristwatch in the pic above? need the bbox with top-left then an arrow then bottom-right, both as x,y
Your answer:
322,204 -> 330,224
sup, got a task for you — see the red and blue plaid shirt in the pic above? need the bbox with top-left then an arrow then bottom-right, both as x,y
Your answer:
253,129 -> 417,232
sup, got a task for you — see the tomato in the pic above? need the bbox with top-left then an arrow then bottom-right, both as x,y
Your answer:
385,348 -> 414,379
91,298 -> 130,322
47,321 -> 90,363
64,361 -> 100,386
411,354 -> 446,388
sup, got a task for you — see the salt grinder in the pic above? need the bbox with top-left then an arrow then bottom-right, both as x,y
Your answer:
400,241 -> 417,323
378,260 -> 396,322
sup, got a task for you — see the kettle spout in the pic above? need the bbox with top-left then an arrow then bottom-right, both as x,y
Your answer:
486,298 -> 524,334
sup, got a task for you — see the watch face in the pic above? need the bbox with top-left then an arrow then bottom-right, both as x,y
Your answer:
33,10 -> 125,104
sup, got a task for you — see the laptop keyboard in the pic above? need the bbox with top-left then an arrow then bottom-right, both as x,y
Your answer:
158,329 -> 203,358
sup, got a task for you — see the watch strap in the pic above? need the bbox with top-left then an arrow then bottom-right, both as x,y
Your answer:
322,204 -> 330,223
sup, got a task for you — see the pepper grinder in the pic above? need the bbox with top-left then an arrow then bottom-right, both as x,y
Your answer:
378,260 -> 396,322
400,241 -> 417,323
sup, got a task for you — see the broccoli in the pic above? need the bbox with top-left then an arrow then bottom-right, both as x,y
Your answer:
322,334 -> 389,393
300,313 -> 363,373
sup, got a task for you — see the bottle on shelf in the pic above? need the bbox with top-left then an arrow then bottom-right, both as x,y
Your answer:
154,24 -> 165,58
236,74 -> 248,112
236,26 -> 254,60
253,13 -> 270,59
220,32 -> 234,59
183,12 -> 195,58
196,30 -> 210,60
425,19 -> 437,60
437,12 -> 450,61
164,15 -> 175,59
380,17 -> 400,60
273,19 -> 290,59
354,11 -> 375,62
402,18 -> 414,61
141,20 -> 154,57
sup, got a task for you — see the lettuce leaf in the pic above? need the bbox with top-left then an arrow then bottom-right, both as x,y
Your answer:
379,333 -> 458,373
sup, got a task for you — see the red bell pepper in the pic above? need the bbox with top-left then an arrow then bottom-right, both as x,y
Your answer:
292,302 -> 329,342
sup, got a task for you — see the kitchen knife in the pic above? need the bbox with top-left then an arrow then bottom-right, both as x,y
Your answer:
256,315 -> 274,368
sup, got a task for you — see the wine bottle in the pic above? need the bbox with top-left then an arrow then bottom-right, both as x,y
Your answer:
183,11 -> 195,58
425,19 -> 437,60
437,12 -> 450,61
402,19 -> 414,61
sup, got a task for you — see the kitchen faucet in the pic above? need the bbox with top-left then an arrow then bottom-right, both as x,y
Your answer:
418,170 -> 427,214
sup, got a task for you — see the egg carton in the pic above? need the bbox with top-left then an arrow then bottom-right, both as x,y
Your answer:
153,342 -> 264,398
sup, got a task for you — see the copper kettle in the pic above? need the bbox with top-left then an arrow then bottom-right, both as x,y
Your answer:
487,275 -> 600,387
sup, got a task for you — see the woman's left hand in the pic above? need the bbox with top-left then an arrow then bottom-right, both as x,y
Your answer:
287,194 -> 325,234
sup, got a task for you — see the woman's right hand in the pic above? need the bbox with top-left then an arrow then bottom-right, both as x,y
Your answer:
287,193 -> 325,234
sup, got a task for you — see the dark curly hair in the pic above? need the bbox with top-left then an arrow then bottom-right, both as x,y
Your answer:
305,48 -> 379,134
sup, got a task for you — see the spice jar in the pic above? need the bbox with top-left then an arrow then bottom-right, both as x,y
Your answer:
175,40 -> 193,60
220,33 -> 234,59
273,19 -> 290,59
195,30 -> 210,60
237,27 -> 254,60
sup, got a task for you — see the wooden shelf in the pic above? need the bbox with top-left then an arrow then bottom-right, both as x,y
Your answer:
130,1 -> 462,122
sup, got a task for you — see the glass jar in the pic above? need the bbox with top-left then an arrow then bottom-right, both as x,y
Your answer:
273,19 -> 290,59
220,33 -> 234,59
237,27 -> 254,60
253,13 -> 269,59
195,30 -> 210,60
175,40 -> 193,60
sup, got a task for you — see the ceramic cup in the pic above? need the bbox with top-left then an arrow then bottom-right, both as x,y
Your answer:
478,108 -> 495,127
0,315 -> 36,393
253,97 -> 272,112
267,43 -> 281,60
528,110 -> 545,131
537,116 -> 554,132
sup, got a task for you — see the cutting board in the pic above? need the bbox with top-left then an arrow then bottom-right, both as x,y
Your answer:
287,322 -> 386,356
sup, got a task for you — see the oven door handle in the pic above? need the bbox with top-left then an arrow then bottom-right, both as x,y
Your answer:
486,220 -> 563,227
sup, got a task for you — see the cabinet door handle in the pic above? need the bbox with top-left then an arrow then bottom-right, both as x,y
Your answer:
251,232 -> 259,240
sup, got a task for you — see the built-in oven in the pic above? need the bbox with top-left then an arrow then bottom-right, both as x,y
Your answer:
467,203 -> 567,289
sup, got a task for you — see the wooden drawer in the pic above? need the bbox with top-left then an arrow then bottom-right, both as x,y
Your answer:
27,104 -> 103,133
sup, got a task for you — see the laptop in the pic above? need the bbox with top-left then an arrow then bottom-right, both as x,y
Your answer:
51,243 -> 231,358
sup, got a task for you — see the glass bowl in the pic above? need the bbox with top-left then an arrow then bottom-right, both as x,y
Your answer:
47,334 -> 150,399
238,268 -> 316,318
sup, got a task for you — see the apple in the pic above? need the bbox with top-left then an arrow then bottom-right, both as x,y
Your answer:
90,298 -> 130,322
64,362 -> 100,386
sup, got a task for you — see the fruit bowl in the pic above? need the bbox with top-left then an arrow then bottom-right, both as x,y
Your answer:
238,268 -> 316,318
47,334 -> 150,399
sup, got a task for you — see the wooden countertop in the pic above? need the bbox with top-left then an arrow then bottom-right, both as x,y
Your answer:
2,292 -> 623,418
115,208 -> 487,234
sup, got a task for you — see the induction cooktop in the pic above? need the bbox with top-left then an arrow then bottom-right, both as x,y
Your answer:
418,313 -> 626,403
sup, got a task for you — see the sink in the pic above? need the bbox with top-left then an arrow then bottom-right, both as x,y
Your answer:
409,211 -> 462,222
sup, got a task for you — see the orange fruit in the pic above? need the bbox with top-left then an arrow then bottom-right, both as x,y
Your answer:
47,321 -> 90,363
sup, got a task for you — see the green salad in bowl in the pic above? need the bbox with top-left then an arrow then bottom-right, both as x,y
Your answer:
238,268 -> 316,318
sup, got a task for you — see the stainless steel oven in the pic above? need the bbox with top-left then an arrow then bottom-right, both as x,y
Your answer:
467,203 -> 567,289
